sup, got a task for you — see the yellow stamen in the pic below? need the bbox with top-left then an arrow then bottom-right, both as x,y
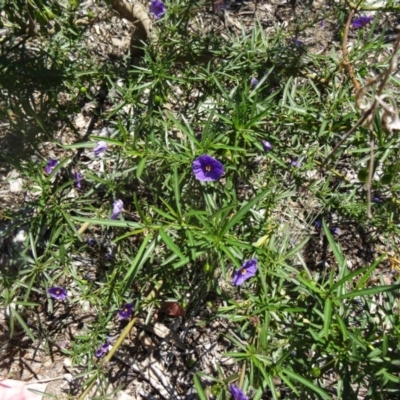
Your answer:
205,165 -> 212,172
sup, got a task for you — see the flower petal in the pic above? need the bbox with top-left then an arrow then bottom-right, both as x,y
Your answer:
192,155 -> 224,181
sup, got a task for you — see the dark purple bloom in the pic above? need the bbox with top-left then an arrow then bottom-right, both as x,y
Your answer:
352,16 -> 373,29
319,20 -> 324,28
330,227 -> 340,235
294,38 -> 304,46
372,196 -> 383,203
150,0 -> 166,19
232,259 -> 258,286
45,159 -> 58,175
47,286 -> 67,300
73,171 -> 82,189
95,342 -> 110,358
93,141 -> 108,156
315,220 -> 322,229
229,384 -> 248,400
118,303 -> 134,320
250,77 -> 259,89
192,155 -> 224,181
111,199 -> 123,220
88,238 -> 96,246
105,250 -> 112,260
85,272 -> 96,280
262,140 -> 272,151
291,158 -> 302,167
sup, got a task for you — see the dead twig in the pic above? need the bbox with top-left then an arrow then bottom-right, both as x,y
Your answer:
342,9 -> 360,92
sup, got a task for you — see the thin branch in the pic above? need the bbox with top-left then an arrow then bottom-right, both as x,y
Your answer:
342,9 -> 360,92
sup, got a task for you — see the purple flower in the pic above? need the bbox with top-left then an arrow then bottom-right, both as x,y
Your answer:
93,141 -> 108,156
352,16 -> 373,29
88,238 -> 96,246
315,220 -> 322,229
372,196 -> 383,203
45,159 -> 58,175
294,38 -> 304,46
150,0 -> 166,19
95,342 -> 110,358
73,171 -> 82,189
250,77 -> 259,89
330,227 -> 340,235
291,158 -> 302,167
261,140 -> 272,151
229,384 -> 248,400
47,286 -> 67,300
105,250 -> 112,260
232,259 -> 258,286
192,155 -> 224,181
111,199 -> 124,220
319,20 -> 324,28
118,303 -> 134,320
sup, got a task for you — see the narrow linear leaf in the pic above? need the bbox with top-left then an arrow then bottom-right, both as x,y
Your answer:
337,284 -> 400,300
122,234 -> 155,292
220,189 -> 269,237
293,275 -> 324,295
323,297 -> 332,338
73,216 -> 143,229
193,374 -> 207,400
329,264 -> 371,293
323,219 -> 344,266
159,229 -> 185,261
151,206 -> 177,222
173,164 -> 182,218
10,307 -> 35,342
281,368 -> 330,399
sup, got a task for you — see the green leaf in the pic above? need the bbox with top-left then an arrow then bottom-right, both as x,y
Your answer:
185,229 -> 196,261
337,284 -> 400,300
159,229 -> 185,261
281,368 -> 330,399
73,216 -> 143,229
10,307 -> 35,342
323,297 -> 332,338
285,237 -> 309,259
336,315 -> 349,340
172,164 -> 182,218
323,219 -> 344,267
122,234 -> 155,292
381,369 -> 400,383
172,251 -> 205,268
151,206 -> 178,222
219,189 -> 269,237
219,244 -> 241,268
293,275 -> 324,295
355,255 -> 385,290
329,264 -> 371,293
136,156 -> 147,179
193,374 -> 208,400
